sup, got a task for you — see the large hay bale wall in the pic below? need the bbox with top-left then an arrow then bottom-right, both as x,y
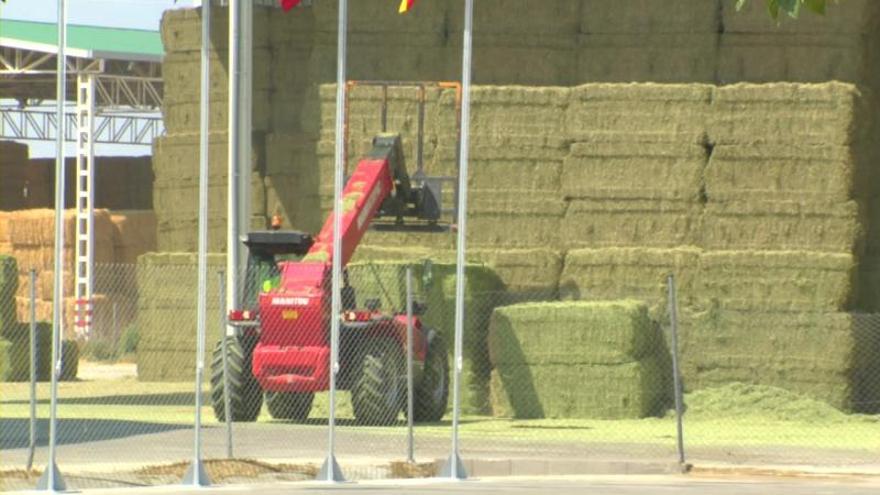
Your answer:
151,2 -> 880,411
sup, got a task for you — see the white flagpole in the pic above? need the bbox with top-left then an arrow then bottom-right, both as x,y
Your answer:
441,0 -> 474,480
317,0 -> 348,482
37,1 -> 68,488
182,0 -> 212,485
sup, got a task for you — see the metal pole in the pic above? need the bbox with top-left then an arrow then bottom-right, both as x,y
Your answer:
440,0 -> 474,481
227,0 -> 242,348
182,0 -> 212,485
405,268 -> 415,464
666,275 -> 687,471
37,0 -> 68,489
317,0 -> 348,482
238,0 -> 252,253
27,269 -> 37,472
220,271 -> 233,459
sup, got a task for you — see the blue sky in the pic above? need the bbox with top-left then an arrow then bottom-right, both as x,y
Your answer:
0,0 -> 193,31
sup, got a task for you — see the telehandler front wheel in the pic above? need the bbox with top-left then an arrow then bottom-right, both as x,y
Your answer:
210,336 -> 263,422
352,338 -> 405,426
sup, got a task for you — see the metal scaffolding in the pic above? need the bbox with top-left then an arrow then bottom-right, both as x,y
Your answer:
0,33 -> 164,338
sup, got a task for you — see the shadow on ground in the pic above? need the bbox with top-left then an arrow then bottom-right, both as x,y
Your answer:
0,418 -> 189,449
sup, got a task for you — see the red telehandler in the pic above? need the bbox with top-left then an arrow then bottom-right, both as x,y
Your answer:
211,134 -> 449,425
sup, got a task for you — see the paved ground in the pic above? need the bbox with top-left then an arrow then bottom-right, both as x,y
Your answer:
25,475 -> 880,495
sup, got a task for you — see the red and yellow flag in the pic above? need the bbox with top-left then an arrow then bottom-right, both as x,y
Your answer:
398,0 -> 416,14
280,0 -> 302,12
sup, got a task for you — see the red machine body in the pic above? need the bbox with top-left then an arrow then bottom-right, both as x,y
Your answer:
252,135 -> 430,394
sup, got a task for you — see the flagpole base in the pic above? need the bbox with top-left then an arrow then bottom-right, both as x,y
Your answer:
36,461 -> 67,492
439,452 -> 467,480
317,454 -> 346,482
182,459 -> 212,487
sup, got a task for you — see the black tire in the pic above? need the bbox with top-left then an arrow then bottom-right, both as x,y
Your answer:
265,392 -> 314,421
352,338 -> 405,426
413,333 -> 449,423
210,337 -> 263,422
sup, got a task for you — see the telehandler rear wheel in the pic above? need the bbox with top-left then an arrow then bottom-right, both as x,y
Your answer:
352,338 -> 405,426
265,392 -> 314,422
210,336 -> 263,422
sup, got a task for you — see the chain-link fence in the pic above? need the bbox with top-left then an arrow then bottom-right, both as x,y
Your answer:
4,256 -> 880,490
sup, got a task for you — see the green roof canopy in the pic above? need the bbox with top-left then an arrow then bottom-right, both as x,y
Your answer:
0,19 -> 163,62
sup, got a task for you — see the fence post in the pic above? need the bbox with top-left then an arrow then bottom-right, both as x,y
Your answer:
666,274 -> 688,472
220,270 -> 233,459
406,267 -> 415,464
27,269 -> 37,472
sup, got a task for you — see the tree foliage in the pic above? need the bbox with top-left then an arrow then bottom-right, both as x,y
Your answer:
736,0 -> 837,20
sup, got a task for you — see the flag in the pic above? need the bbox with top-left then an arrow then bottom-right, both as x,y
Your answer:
398,0 -> 416,14
281,0 -> 302,12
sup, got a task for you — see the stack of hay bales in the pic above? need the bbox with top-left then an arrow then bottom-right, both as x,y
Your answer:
111,211 -> 159,264
489,300 -> 670,419
154,7 -> 272,252
559,84 -> 711,312
6,210 -> 115,335
0,209 -> 154,345
0,255 -> 78,382
674,82 -> 880,412
135,252 -> 225,381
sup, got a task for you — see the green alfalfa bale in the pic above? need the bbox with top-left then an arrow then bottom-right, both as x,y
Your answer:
490,355 -> 670,419
2,323 -> 51,381
678,309 -> 861,372
696,251 -> 857,312
676,309 -> 880,412
708,83 -> 866,146
562,198 -> 702,249
559,247 -> 701,311
678,356 -> 854,412
468,248 -> 562,296
701,200 -> 865,254
419,263 -> 505,368
488,301 -> 659,367
465,86 -> 569,139
0,256 -> 18,339
562,142 -> 707,201
565,83 -> 712,142
466,193 -> 567,249
460,357 -> 492,416
704,144 -> 859,203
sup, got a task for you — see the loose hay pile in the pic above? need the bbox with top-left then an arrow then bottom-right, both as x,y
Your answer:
679,310 -> 880,412
488,301 -> 671,419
